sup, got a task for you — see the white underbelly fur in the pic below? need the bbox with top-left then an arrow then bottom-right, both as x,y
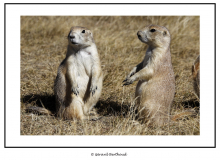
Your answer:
75,51 -> 92,90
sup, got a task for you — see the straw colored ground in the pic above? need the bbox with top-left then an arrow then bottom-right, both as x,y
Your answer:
20,16 -> 200,135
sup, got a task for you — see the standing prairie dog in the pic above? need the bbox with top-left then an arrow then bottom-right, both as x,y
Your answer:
54,26 -> 103,120
192,55 -> 200,98
123,24 -> 175,126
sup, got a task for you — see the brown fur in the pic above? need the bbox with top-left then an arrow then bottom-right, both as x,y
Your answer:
192,55 -> 200,98
123,25 -> 175,126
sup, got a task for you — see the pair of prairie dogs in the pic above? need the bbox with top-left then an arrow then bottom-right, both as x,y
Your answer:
29,25 -> 199,126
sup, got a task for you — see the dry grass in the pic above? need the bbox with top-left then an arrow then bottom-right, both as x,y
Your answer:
20,16 -> 200,135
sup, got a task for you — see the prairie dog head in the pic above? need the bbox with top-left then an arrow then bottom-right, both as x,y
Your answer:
68,26 -> 94,49
137,24 -> 170,48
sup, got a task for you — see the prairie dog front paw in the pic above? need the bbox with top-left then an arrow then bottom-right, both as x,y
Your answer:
90,85 -> 98,96
122,76 -> 135,86
71,84 -> 79,96
126,67 -> 137,79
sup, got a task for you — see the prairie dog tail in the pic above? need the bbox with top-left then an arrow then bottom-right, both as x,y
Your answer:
25,106 -> 52,115
171,110 -> 196,121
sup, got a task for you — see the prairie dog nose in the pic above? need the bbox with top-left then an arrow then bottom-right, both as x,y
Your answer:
137,31 -> 142,38
69,35 -> 75,39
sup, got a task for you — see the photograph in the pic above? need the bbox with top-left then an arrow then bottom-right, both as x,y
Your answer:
20,16 -> 200,135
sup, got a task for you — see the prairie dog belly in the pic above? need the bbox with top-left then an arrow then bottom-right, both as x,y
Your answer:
77,50 -> 93,77
74,51 -> 92,94
76,72 -> 89,90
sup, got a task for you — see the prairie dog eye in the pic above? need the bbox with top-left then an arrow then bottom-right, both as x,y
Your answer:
150,29 -> 156,32
82,30 -> 85,33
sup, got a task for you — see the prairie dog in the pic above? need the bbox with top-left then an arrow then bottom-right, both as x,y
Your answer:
192,55 -> 200,98
54,26 -> 103,120
123,24 -> 175,126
